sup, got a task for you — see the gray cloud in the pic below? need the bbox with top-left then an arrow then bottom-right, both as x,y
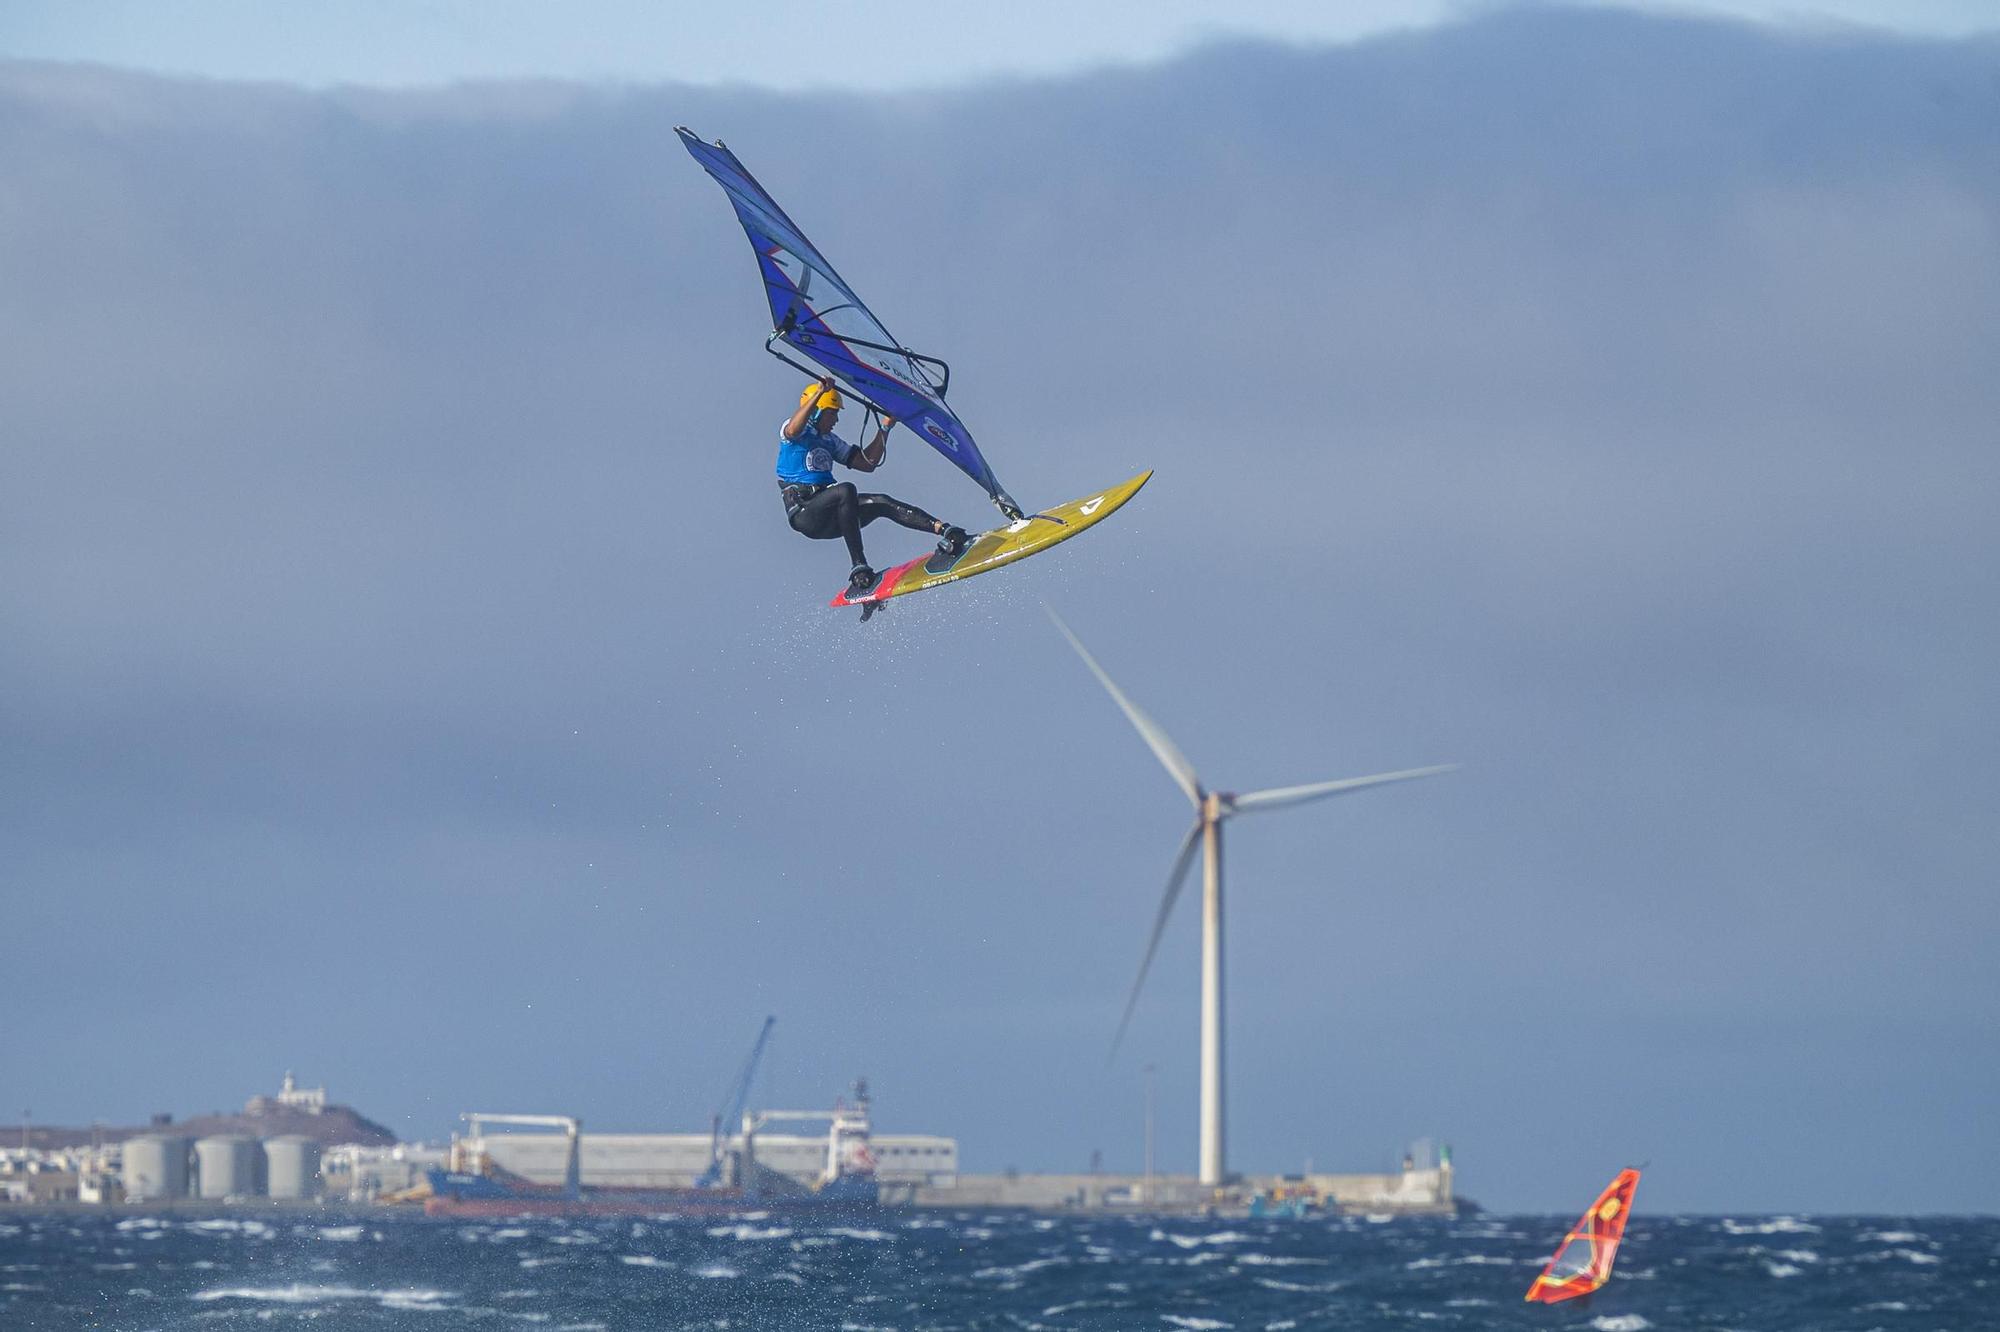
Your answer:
2,7 -> 1995,1210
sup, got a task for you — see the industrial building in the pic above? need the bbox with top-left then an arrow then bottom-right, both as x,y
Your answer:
465,1127 -> 958,1198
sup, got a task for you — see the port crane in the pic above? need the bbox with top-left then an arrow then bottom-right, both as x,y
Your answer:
697,1016 -> 775,1188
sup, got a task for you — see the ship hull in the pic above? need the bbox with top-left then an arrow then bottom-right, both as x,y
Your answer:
421,1168 -> 878,1218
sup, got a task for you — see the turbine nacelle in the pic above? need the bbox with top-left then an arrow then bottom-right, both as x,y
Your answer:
1046,606 -> 1456,1063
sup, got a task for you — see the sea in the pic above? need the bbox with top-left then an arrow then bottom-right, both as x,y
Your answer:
0,1210 -> 1992,1331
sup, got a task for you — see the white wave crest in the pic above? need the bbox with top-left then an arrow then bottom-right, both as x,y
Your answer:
619,1255 -> 672,1268
191,1283 -> 453,1308
1162,1317 -> 1233,1330
1155,1230 -> 1251,1248
1234,1253 -> 1328,1266
1590,1317 -> 1650,1331
1720,1217 -> 1820,1235
973,1256 -> 1071,1280
706,1223 -> 793,1241
693,1264 -> 740,1279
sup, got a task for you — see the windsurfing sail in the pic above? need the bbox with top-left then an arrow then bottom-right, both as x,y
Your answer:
1524,1168 -> 1641,1304
676,128 -> 1022,518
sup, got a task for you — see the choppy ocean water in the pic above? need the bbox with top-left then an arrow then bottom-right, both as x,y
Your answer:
1,1211 -> 1992,1331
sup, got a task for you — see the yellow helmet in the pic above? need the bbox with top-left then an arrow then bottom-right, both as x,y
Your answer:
799,384 -> 843,414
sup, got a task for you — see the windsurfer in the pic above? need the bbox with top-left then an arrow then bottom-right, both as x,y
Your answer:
777,376 -> 971,590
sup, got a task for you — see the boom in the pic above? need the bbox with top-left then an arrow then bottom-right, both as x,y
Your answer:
698,1016 -> 775,1189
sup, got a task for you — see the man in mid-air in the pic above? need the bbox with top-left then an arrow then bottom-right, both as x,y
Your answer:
777,375 -> 971,592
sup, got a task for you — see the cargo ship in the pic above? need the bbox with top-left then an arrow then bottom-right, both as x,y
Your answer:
422,1091 -> 881,1218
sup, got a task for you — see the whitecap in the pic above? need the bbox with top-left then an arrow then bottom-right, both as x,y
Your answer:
1253,1278 -> 1342,1293
1158,1230 -> 1250,1248
1589,1318 -> 1650,1332
706,1223 -> 792,1241
693,1264 -> 740,1279
191,1283 -> 454,1308
1235,1253 -> 1328,1267
1859,1230 -> 1923,1244
620,1255 -> 672,1268
1720,1217 -> 1820,1235
1864,1302 -> 1911,1312
1894,1249 -> 1941,1265
318,1225 -> 365,1242
973,1256 -> 1070,1279
821,1227 -> 894,1242
1162,1317 -> 1233,1330
1762,1261 -> 1802,1278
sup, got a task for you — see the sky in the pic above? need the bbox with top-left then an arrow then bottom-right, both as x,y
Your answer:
2,0 -> 1996,90
2,5 -> 1998,1214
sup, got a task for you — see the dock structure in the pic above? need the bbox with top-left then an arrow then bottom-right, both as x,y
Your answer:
911,1158 -> 1457,1215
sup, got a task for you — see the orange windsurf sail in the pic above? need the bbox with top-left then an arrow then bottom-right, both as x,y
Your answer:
1524,1168 -> 1641,1304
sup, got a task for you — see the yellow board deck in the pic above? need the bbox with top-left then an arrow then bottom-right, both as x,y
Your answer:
831,470 -> 1152,617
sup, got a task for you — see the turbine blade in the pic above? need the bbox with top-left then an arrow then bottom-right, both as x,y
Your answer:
1231,764 -> 1458,814
1109,818 -> 1204,1061
1046,606 -> 1202,809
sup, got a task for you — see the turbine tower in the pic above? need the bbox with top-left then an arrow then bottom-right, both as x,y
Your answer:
1049,609 -> 1454,1188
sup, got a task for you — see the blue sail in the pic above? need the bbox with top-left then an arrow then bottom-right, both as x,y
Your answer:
677,128 -> 1018,516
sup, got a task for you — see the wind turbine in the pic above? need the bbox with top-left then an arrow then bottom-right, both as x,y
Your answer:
1048,608 -> 1454,1188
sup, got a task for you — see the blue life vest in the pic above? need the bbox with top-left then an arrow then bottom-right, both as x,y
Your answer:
775,417 -> 853,485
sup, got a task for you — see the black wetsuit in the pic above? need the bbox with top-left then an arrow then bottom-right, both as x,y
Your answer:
782,481 -> 939,569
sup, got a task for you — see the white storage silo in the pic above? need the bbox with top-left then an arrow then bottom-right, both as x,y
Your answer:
262,1136 -> 320,1200
194,1134 -> 260,1199
122,1136 -> 191,1200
